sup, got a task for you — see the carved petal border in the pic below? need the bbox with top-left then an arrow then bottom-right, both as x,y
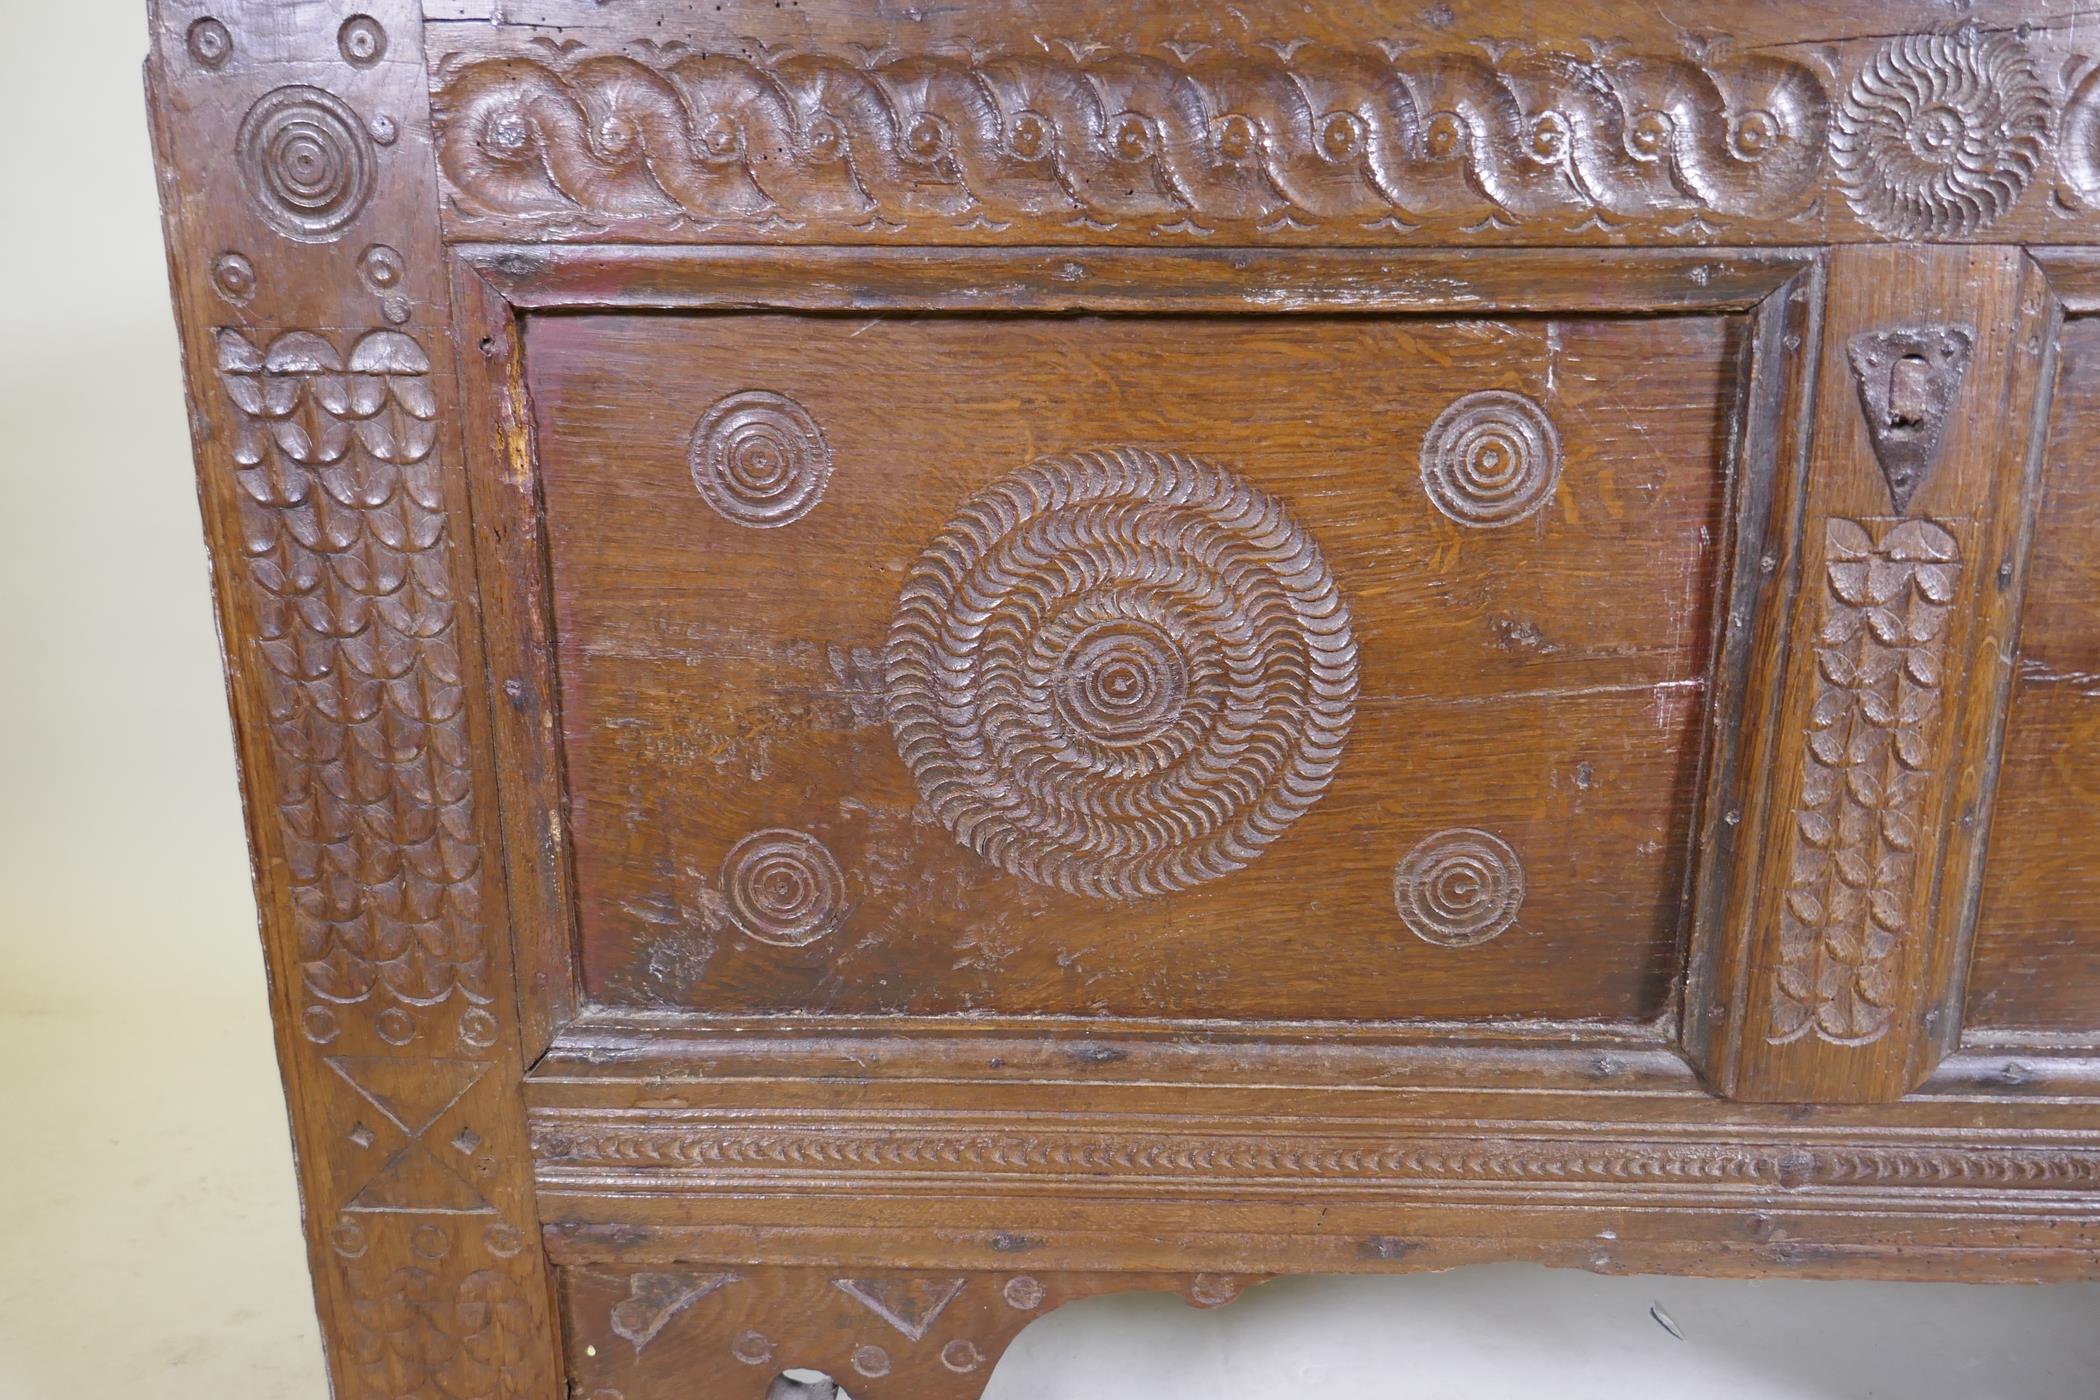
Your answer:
147,4 -> 557,1398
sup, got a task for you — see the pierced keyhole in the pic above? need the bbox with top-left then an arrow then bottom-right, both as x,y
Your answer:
1885,353 -> 1934,432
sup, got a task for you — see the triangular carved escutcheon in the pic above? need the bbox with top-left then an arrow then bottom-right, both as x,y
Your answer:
833,1276 -> 967,1341
1846,323 -> 1974,515
610,1270 -> 737,1353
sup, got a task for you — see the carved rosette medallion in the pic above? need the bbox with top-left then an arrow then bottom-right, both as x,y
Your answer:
1393,828 -> 1526,946
237,85 -> 380,242
1771,518 -> 1960,1046
688,389 -> 833,527
719,828 -> 849,946
1419,390 -> 1563,527
1832,27 -> 2051,238
887,448 -> 1357,899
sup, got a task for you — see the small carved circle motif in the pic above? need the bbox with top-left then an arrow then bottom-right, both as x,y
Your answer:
337,15 -> 387,68
1419,389 -> 1563,528
411,1224 -> 452,1261
458,1006 -> 499,1049
329,1219 -> 368,1258
300,1004 -> 339,1045
730,1329 -> 775,1366
187,17 -> 233,70
376,1006 -> 416,1045
719,828 -> 848,947
1832,26 -> 2050,238
688,390 -> 833,528
484,1223 -> 524,1258
1393,828 -> 1526,947
851,1344 -> 892,1379
941,1340 -> 986,1374
210,252 -> 257,305
888,447 -> 1357,900
237,85 -> 378,243
1002,1275 -> 1045,1310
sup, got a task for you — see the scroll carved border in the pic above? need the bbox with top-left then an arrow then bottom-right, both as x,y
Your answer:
430,21 -> 2100,245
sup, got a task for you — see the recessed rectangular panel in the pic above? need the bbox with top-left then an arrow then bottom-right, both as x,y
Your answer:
525,311 -> 1739,1021
1968,317 -> 2100,1034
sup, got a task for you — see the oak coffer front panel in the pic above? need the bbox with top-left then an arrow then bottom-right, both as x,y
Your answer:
145,3 -> 2100,1398
527,310 -> 1735,1024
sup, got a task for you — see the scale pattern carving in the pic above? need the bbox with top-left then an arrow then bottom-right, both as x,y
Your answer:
213,328 -> 492,1044
432,44 -> 1830,236
886,447 -> 1357,899
1771,518 -> 1960,1047
533,1117 -> 2100,1192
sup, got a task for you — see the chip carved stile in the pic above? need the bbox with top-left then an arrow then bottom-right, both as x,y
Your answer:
431,43 -> 1831,239
154,5 -> 559,1396
1770,519 -> 1962,1047
886,447 -> 1357,900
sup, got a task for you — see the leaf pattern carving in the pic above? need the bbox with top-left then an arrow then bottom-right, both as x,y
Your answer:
1770,518 -> 1961,1046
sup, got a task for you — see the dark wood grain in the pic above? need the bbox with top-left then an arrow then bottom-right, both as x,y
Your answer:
526,307 -> 1737,1023
1969,312 -> 2100,1033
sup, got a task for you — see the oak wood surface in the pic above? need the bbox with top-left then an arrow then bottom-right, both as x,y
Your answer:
146,2 -> 2100,1397
528,307 -> 1735,1022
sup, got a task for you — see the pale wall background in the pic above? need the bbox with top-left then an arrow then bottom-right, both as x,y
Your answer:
0,4 -> 2096,1398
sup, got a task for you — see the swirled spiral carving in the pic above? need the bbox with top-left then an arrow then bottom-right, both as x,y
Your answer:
886,448 -> 1357,900
431,45 -> 1828,238
720,828 -> 848,946
688,390 -> 833,527
237,85 -> 379,242
1393,829 -> 1525,946
1832,27 -> 2050,238
1419,390 -> 1562,527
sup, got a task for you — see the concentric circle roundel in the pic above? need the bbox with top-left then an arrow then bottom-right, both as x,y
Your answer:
1392,828 -> 1525,946
886,447 -> 1358,900
1418,389 -> 1562,527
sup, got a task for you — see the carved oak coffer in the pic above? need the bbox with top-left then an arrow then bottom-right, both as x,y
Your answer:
149,1 -> 2100,1395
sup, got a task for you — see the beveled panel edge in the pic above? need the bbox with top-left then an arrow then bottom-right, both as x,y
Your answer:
524,1012 -> 2100,1101
457,242 -> 1812,313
